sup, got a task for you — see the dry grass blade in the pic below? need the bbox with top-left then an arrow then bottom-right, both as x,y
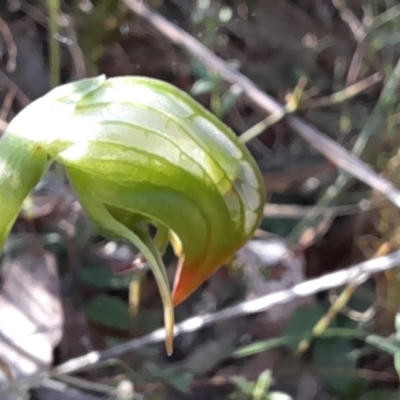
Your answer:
124,0 -> 400,209
49,249 -> 400,377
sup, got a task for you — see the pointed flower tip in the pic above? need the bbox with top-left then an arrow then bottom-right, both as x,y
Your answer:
172,262 -> 215,306
166,340 -> 174,356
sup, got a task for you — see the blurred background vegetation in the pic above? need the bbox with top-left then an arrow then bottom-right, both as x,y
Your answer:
2,0 -> 400,399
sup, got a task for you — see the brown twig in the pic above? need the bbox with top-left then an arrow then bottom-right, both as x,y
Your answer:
346,41 -> 369,85
0,69 -> 30,107
331,0 -> 366,41
263,200 -> 377,219
0,86 -> 16,121
0,17 -> 17,73
302,72 -> 382,109
123,0 -> 400,209
0,86 -> 11,134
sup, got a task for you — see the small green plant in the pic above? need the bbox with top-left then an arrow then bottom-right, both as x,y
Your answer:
190,58 -> 243,119
0,75 -> 265,354
230,369 -> 292,400
366,313 -> 400,380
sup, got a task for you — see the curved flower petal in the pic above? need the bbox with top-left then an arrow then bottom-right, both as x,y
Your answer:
50,76 -> 266,303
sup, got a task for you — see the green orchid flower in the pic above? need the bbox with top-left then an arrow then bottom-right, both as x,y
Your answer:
0,75 -> 265,354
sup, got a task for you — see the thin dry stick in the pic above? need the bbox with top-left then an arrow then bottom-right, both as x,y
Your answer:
54,375 -> 115,395
331,0 -> 367,41
302,72 -> 382,109
263,200 -> 378,219
0,87 -> 16,121
0,69 -> 30,106
373,4 -> 400,28
344,4 -> 400,85
239,110 -> 286,144
346,41 -> 369,85
62,18 -> 87,79
124,0 -> 400,209
49,249 -> 400,376
0,17 -> 17,73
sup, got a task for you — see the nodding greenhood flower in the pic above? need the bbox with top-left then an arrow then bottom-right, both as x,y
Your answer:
0,75 -> 265,353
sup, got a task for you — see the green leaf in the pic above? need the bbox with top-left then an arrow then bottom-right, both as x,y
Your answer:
83,295 -> 131,331
218,84 -> 243,118
314,338 -> 366,396
79,262 -> 135,289
144,362 -> 193,394
230,376 -> 255,396
366,334 -> 400,354
281,305 -> 326,349
79,263 -> 114,288
233,337 -> 291,358
394,352 -> 400,380
253,370 -> 272,400
357,390 -> 398,400
191,78 -> 219,96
